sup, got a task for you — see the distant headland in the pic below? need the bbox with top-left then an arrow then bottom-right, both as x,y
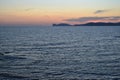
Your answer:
53,22 -> 120,26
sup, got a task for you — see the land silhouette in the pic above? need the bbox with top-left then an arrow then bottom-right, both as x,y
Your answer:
53,22 -> 120,26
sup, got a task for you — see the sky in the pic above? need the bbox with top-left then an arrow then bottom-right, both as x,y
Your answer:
0,0 -> 120,26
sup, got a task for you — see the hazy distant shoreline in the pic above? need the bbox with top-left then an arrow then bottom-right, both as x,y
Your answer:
53,22 -> 120,26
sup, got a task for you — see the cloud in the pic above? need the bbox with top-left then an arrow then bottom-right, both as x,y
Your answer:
65,16 -> 120,22
24,8 -> 35,11
94,9 -> 109,14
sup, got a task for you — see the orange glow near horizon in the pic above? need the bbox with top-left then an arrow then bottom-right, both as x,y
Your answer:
0,0 -> 120,26
0,10 -> 120,26
0,9 -> 92,25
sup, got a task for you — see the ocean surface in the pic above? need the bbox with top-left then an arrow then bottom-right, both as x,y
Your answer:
0,26 -> 120,80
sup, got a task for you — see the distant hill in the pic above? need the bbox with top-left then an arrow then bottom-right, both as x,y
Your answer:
53,22 -> 120,26
74,22 -> 120,26
53,23 -> 72,26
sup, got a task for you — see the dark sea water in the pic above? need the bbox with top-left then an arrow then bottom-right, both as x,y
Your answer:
0,26 -> 120,80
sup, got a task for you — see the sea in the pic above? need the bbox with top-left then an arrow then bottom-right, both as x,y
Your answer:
0,26 -> 120,80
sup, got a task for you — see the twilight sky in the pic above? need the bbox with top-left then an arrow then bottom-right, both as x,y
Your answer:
0,0 -> 120,26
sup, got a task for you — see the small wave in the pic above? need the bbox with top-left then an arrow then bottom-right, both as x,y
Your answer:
45,72 -> 64,76
82,72 -> 120,76
33,40 -> 79,47
0,54 -> 26,61
0,51 -> 12,55
0,73 -> 28,79
0,53 -> 4,56
97,52 -> 120,56
96,59 -> 119,64
114,36 -> 120,38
